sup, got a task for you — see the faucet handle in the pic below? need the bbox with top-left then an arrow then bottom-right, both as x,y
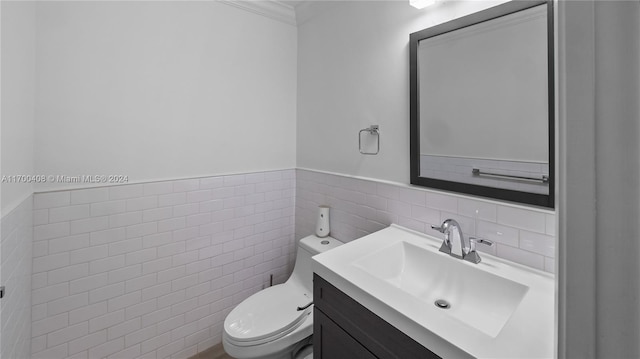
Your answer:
465,237 -> 494,264
431,219 -> 453,233
432,222 -> 453,254
431,224 -> 445,233
469,237 -> 494,251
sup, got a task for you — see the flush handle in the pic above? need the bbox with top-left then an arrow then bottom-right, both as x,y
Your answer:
297,302 -> 313,311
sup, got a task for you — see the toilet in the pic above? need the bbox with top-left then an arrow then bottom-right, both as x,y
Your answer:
222,234 -> 343,359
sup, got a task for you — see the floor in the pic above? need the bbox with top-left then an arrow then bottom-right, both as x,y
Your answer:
188,343 -> 233,359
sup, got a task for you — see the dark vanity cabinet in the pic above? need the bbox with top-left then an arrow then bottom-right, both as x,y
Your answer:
313,274 -> 441,359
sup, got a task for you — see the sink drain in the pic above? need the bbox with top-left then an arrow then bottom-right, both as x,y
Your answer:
434,299 -> 451,309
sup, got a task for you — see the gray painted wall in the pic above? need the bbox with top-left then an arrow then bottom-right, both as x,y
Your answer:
558,1 -> 640,357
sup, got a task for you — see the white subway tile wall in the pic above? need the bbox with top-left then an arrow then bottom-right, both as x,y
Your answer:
295,169 -> 556,273
31,170 -> 295,359
1,195 -> 34,359
25,167 -> 556,357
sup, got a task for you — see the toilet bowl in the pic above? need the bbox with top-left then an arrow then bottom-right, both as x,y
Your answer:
223,234 -> 342,359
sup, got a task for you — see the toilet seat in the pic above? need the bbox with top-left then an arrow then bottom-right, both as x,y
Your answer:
224,283 -> 313,346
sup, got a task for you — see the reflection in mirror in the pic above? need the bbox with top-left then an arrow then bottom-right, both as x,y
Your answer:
410,1 -> 554,208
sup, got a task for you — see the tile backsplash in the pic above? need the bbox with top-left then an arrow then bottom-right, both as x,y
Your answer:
295,169 -> 555,273
30,170 -> 295,359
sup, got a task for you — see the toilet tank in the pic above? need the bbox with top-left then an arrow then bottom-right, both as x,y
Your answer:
287,235 -> 342,294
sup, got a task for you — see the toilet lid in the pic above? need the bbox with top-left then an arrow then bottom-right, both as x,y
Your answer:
224,283 -> 313,345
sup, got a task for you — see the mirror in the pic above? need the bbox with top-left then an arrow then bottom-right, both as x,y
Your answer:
410,0 -> 554,208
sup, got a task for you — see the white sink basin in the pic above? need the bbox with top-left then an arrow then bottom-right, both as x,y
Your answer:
353,241 -> 528,337
312,224 -> 554,358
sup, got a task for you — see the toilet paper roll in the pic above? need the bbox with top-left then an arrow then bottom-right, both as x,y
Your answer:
315,205 -> 330,238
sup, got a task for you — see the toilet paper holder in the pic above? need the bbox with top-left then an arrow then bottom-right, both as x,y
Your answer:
359,125 -> 380,155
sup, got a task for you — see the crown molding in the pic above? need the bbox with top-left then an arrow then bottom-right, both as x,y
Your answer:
220,0 -> 297,26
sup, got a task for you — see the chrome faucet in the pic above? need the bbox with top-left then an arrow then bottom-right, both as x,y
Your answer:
431,219 -> 466,259
431,219 -> 494,264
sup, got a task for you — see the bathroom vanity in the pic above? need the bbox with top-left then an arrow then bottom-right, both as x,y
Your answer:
313,274 -> 440,358
312,225 -> 554,358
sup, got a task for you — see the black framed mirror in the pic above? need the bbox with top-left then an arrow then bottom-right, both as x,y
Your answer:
410,0 -> 554,208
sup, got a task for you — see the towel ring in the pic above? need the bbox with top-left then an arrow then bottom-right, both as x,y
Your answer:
359,125 -> 380,155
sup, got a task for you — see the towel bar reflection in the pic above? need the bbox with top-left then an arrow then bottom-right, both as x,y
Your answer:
472,168 -> 549,183
359,125 -> 380,155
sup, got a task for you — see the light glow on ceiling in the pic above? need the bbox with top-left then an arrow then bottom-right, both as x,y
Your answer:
410,0 -> 439,9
